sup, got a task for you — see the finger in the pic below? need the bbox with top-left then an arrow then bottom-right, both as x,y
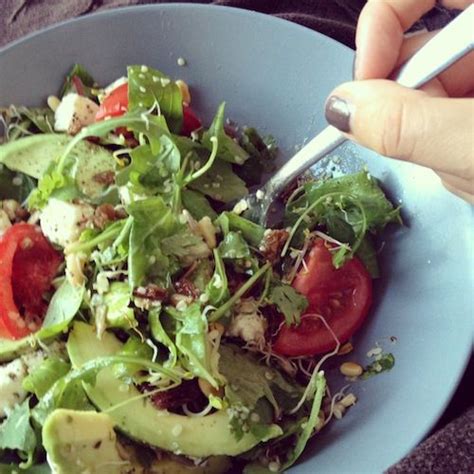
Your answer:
397,32 -> 474,97
355,0 -> 435,80
437,171 -> 474,195
441,180 -> 474,204
324,80 -> 474,178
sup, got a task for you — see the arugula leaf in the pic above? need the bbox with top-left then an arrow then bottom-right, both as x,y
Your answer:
236,127 -> 278,186
161,229 -> 209,260
35,280 -> 85,340
281,372 -> 326,470
268,282 -> 308,326
60,63 -> 96,99
149,309 -> 178,367
116,135 -> 181,197
285,171 -> 400,268
215,212 -> 265,247
128,65 -> 183,133
218,231 -> 251,259
0,400 -> 37,469
181,189 -> 217,220
206,249 -> 230,306
127,196 -> 181,288
0,464 -> 50,473
167,303 -> 219,387
188,159 -> 248,203
22,357 -> 70,398
202,103 -> 249,164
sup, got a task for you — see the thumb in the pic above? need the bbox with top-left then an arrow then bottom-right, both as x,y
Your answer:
324,80 -> 474,178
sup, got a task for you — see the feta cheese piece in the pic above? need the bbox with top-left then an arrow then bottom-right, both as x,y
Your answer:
54,93 -> 99,135
0,209 -> 12,236
227,299 -> 267,344
0,351 -> 45,418
40,198 -> 94,247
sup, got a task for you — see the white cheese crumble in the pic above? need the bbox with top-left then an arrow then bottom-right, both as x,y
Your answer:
40,198 -> 94,248
54,93 -> 99,135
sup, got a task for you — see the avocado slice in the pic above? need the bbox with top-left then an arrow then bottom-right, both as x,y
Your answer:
43,409 -> 131,474
0,336 -> 38,363
0,133 -> 116,198
67,322 -> 282,458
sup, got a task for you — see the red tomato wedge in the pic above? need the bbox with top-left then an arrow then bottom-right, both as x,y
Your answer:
181,105 -> 202,136
273,239 -> 372,356
0,224 -> 62,339
95,82 -> 129,121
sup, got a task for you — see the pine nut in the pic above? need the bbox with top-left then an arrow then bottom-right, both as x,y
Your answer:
47,95 -> 61,112
337,342 -> 353,356
198,378 -> 223,398
339,393 -> 357,408
176,80 -> 191,105
339,362 -> 363,377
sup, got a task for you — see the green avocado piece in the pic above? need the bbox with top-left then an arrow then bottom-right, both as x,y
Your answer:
42,409 -> 131,474
67,322 -> 282,458
0,134 -> 70,178
0,336 -> 38,363
0,133 -> 116,198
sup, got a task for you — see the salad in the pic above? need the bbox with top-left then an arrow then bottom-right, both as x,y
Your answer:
0,64 -> 400,473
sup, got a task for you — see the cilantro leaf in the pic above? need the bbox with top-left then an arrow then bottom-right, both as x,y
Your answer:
268,282 -> 308,326
181,189 -> 217,220
362,353 -> 395,379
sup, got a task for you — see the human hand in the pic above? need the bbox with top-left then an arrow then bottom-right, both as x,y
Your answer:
324,0 -> 474,203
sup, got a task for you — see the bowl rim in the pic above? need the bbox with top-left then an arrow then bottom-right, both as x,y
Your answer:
0,3 -> 472,470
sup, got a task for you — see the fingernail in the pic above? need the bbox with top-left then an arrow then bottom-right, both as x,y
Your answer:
325,96 -> 352,133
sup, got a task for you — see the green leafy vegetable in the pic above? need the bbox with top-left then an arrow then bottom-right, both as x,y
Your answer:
202,103 -> 249,165
149,309 -> 177,367
0,166 -> 36,202
113,336 -> 154,380
237,127 -> 277,186
181,188 -> 217,220
285,171 -> 400,268
218,231 -> 250,259
60,63 -> 96,99
362,353 -> 395,379
168,303 -> 219,387
22,357 -> 70,399
0,400 -> 37,469
35,281 -> 85,340
206,249 -> 230,306
216,212 -> 265,247
189,159 -> 248,203
268,282 -> 308,325
128,65 -> 183,133
102,282 -> 136,329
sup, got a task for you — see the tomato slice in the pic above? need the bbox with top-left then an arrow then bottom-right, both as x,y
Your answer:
0,224 -> 62,339
273,239 -> 372,356
181,105 -> 202,136
95,82 -> 129,121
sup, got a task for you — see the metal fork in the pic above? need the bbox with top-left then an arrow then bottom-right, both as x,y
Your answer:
243,4 -> 474,225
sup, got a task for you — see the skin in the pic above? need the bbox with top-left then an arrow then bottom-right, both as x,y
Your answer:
327,0 -> 474,202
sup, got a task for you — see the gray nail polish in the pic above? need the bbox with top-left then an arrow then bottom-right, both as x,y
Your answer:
325,96 -> 352,133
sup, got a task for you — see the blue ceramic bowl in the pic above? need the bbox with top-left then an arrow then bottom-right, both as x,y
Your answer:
1,5 -> 472,473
